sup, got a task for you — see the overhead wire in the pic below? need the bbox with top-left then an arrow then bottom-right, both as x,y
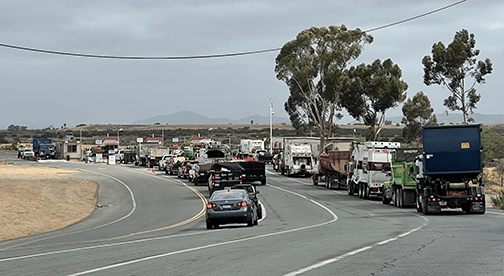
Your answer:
0,0 -> 466,60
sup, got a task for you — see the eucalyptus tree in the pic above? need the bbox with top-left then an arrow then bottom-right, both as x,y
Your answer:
275,25 -> 373,150
401,91 -> 438,144
340,58 -> 408,141
422,29 -> 492,124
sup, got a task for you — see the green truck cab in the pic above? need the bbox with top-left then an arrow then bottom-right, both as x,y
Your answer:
382,148 -> 422,208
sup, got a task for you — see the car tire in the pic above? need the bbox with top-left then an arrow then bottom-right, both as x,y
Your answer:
206,220 -> 213,230
247,218 -> 254,227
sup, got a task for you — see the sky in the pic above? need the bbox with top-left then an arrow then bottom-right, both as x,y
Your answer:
1,0 -> 503,129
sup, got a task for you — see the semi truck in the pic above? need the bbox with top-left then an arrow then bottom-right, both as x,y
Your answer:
281,144 -> 315,177
32,137 -> 56,159
312,150 -> 352,189
348,141 -> 400,199
382,148 -> 423,207
415,124 -> 485,214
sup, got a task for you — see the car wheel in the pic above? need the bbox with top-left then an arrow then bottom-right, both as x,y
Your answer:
254,216 -> 258,225
206,220 -> 213,230
247,218 -> 254,227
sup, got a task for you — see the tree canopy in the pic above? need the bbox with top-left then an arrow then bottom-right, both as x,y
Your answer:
340,58 -> 408,140
275,25 -> 373,150
422,29 -> 492,124
401,91 -> 437,144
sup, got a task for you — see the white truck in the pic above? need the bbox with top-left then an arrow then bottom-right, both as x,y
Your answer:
240,139 -> 264,155
136,137 -> 170,167
281,144 -> 315,177
348,141 -> 400,199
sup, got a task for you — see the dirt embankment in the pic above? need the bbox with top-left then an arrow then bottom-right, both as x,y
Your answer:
0,160 -> 97,242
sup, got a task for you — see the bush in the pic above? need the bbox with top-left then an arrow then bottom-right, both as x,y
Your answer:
490,191 -> 504,210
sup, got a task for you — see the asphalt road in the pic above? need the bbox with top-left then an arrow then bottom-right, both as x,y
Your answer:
1,155 -> 503,276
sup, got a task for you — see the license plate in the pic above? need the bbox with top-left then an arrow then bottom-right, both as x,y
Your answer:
439,201 -> 447,207
222,205 -> 231,209
215,183 -> 220,187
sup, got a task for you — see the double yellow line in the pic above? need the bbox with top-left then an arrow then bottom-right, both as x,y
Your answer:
114,167 -> 208,239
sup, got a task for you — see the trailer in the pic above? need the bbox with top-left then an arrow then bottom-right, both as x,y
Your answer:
313,150 -> 352,189
415,124 -> 485,214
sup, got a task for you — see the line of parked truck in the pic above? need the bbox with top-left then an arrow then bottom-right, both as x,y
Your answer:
274,124 -> 486,215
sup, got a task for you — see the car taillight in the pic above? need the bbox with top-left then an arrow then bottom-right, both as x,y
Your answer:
237,201 -> 248,207
474,197 -> 484,201
212,176 -> 215,180
207,203 -> 216,209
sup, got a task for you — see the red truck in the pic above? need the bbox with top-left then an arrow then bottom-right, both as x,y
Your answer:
313,150 -> 352,189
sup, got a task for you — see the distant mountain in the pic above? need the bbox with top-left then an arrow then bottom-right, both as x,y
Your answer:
131,110 -> 291,125
386,113 -> 504,125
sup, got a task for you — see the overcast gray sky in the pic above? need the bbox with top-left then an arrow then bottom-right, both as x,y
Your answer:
1,0 -> 502,128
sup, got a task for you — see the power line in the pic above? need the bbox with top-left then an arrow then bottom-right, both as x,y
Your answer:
0,1 -> 466,60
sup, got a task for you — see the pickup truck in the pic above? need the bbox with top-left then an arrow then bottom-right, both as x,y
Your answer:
207,162 -> 244,195
234,159 -> 266,185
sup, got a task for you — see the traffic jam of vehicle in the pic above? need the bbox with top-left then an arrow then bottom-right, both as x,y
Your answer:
17,124 -> 487,230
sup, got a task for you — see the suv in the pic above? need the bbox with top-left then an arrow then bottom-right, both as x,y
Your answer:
231,184 -> 262,219
159,155 -> 173,172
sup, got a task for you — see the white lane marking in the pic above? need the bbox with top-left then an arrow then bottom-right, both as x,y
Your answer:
0,169 -> 137,251
65,184 -> 338,275
284,246 -> 373,276
283,214 -> 429,275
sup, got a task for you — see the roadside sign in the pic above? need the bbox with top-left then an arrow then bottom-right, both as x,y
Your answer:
173,142 -> 178,148
95,140 -> 102,145
137,138 -> 143,143
172,138 -> 179,142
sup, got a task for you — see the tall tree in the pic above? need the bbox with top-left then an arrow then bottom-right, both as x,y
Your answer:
340,58 -> 408,141
401,91 -> 438,144
275,25 -> 373,151
422,29 -> 492,124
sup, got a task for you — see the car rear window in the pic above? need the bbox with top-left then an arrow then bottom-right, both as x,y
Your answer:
211,191 -> 246,200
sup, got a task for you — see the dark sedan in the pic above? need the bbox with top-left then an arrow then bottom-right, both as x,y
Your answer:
206,189 -> 258,229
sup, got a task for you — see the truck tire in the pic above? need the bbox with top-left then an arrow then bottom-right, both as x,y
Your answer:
398,189 -> 403,208
382,191 -> 391,204
260,179 -> 266,185
421,196 -> 429,215
416,196 -> 422,212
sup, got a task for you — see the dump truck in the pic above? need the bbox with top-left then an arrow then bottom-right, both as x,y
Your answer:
32,137 -> 56,159
313,150 -> 352,189
348,141 -> 400,199
415,124 -> 485,214
136,137 -> 170,166
382,148 -> 423,207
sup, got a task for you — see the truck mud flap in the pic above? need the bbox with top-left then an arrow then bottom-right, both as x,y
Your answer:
426,202 -> 441,213
470,202 -> 486,214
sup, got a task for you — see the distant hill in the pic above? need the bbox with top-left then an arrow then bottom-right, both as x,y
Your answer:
133,111 -> 504,126
131,110 -> 291,125
386,113 -> 504,125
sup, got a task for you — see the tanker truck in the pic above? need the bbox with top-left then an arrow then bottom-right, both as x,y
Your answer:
415,124 -> 485,214
312,150 -> 352,189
